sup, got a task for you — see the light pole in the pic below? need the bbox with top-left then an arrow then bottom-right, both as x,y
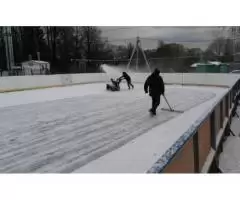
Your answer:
136,36 -> 140,71
3,27 -> 14,71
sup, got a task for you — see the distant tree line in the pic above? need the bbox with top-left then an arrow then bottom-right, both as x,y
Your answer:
9,26 -> 117,73
0,26 -> 239,74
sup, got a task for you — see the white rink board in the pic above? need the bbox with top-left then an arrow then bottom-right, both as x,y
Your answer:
1,72 -> 240,92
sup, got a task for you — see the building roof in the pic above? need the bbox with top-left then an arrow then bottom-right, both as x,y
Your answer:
191,61 -> 229,68
191,63 -> 202,68
208,61 -> 222,66
22,60 -> 50,65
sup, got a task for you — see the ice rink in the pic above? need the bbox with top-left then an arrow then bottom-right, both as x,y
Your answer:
0,83 -> 217,173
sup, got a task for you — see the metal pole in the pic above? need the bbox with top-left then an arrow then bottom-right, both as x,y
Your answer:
3,27 -> 10,70
3,27 -> 14,71
7,27 -> 14,68
136,44 -> 138,71
182,72 -> 183,87
126,45 -> 136,72
233,27 -> 235,62
139,41 -> 151,73
136,36 -> 140,72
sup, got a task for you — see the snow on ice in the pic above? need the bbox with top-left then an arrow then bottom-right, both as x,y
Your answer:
0,83 -> 220,173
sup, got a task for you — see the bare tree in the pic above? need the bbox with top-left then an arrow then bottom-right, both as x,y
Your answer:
208,37 -> 226,56
207,27 -> 229,58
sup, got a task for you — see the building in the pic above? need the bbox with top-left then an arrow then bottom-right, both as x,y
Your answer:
191,61 -> 230,73
21,60 -> 50,75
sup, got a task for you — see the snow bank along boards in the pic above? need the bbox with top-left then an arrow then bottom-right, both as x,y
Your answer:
161,95 -> 184,113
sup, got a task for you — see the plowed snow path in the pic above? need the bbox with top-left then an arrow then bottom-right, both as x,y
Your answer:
0,84 -> 215,173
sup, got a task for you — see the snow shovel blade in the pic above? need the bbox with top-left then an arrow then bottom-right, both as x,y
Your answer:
161,108 -> 184,113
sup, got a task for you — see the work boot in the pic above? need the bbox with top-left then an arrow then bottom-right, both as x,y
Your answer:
149,109 -> 156,115
152,110 -> 156,115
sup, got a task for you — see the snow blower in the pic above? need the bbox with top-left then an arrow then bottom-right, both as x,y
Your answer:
161,95 -> 184,113
106,78 -> 121,92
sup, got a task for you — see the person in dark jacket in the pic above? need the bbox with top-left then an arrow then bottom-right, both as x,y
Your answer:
119,72 -> 134,90
144,68 -> 165,115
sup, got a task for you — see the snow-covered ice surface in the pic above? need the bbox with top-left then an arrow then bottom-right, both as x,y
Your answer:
75,86 -> 227,173
0,83 -> 105,108
0,83 -> 221,173
219,107 -> 240,173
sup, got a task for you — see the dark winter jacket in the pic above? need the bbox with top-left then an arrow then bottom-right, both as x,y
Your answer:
119,72 -> 131,82
144,71 -> 165,96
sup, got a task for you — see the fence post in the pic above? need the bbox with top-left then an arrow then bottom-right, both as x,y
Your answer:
193,131 -> 200,173
220,100 -> 223,128
210,111 -> 216,150
225,94 -> 228,117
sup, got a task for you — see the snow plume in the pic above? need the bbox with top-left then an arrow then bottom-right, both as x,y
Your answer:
100,64 -> 133,79
100,64 -> 150,79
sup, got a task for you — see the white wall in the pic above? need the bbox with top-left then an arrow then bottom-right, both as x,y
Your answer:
0,73 -> 109,91
179,73 -> 240,87
131,73 -> 240,87
0,75 -> 61,91
0,73 -> 240,92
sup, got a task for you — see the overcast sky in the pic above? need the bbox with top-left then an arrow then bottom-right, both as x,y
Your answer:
99,27 -> 230,50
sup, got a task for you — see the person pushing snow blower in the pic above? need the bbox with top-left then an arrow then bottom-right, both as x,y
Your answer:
144,68 -> 165,115
118,72 -> 134,90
